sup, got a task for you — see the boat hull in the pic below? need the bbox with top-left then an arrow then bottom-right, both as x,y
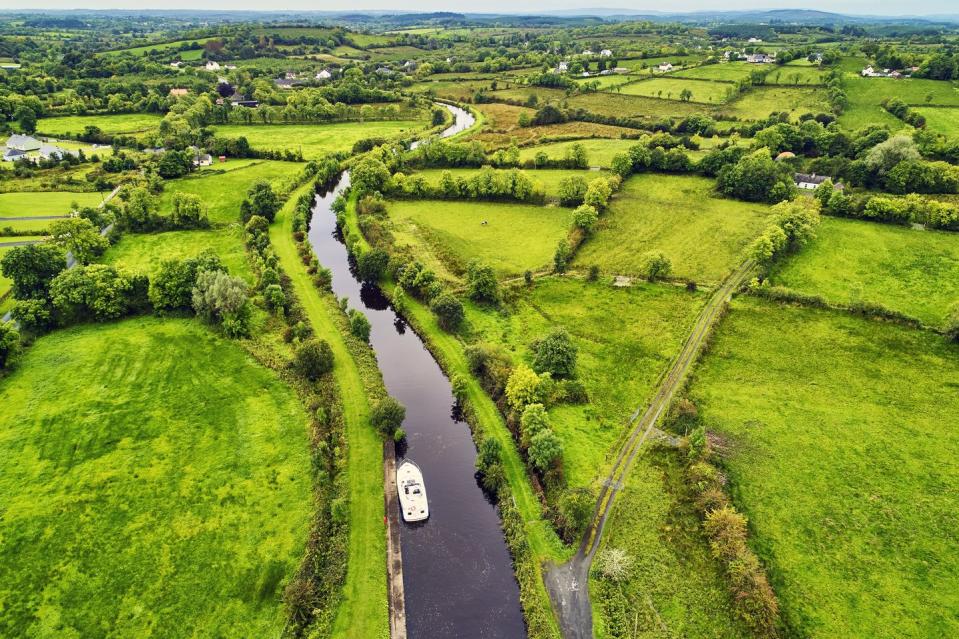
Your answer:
397,460 -> 429,522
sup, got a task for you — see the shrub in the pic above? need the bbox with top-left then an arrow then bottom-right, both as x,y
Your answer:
371,396 -> 406,438
0,321 -> 20,371
528,428 -> 562,472
466,259 -> 498,304
520,403 -> 551,448
293,339 -> 335,380
557,487 -> 594,543
10,299 -> 54,334
553,239 -> 572,273
945,304 -> 959,342
558,176 -> 588,206
640,250 -> 672,281
430,292 -> 465,331
50,264 -> 141,324
506,364 -> 543,412
572,204 -> 599,233
596,548 -> 634,582
192,269 -> 251,338
0,244 -> 67,300
704,505 -> 749,561
357,248 -> 389,282
531,328 -> 578,378
349,309 -> 371,341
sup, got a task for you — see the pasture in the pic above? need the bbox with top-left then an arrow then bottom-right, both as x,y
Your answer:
592,449 -> 751,639
771,216 -> 959,327
103,227 -> 252,283
0,317 -> 312,637
464,277 -> 704,489
100,37 -> 218,57
212,120 -> 425,158
0,191 -> 105,217
722,86 -> 831,120
689,297 -> 959,639
516,139 -> 638,168
386,199 -> 570,277
35,113 -> 163,137
839,76 -> 959,131
619,77 -> 734,104
672,62 -> 756,82
765,65 -> 827,85
915,107 -> 959,138
159,160 -> 304,224
574,174 -> 770,283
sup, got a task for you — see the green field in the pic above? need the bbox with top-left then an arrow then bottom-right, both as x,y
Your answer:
592,449 -> 751,638
35,113 -> 163,137
916,106 -> 959,138
465,277 -> 704,488
722,86 -> 831,120
766,65 -> 827,85
0,317 -> 312,637
411,168 -> 608,198
771,216 -> 959,327
0,191 -> 106,217
839,76 -> 959,131
100,37 -> 218,57
517,139 -> 638,168
688,297 -> 959,638
672,62 -> 756,82
159,160 -> 304,224
574,174 -> 770,283
574,74 -> 635,90
103,227 -> 252,283
387,199 -> 571,277
212,120 -> 425,158
619,77 -> 735,103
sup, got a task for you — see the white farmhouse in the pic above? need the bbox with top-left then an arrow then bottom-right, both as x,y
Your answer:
205,60 -> 220,71
316,69 -> 332,81
599,49 -> 613,57
657,63 -> 673,72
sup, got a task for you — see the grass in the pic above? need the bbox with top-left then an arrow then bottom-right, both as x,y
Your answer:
0,191 -> 106,217
574,174 -> 770,283
618,78 -> 735,104
411,168 -> 608,197
688,296 -> 959,639
489,87 -> 709,122
270,186 -> 388,639
721,86 -> 831,121
103,226 -> 253,283
838,76 -> 959,131
386,199 -> 572,277
464,277 -> 704,489
765,65 -> 827,85
672,62 -> 756,82
0,317 -> 312,637
516,139 -> 638,168
591,449 -> 751,639
159,160 -> 304,225
770,216 -> 959,327
574,74 -> 636,90
915,106 -> 959,138
211,120 -> 426,159
100,37 -> 218,57
35,113 -> 163,137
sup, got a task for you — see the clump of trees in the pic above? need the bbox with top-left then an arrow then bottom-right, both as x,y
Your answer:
717,148 -> 797,203
746,197 -> 821,267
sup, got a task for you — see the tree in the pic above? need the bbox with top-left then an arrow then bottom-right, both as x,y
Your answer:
149,251 -> 225,311
171,192 -> 208,229
293,339 -> 335,380
371,396 -> 405,438
0,244 -> 66,300
357,248 -> 389,282
241,181 -> 280,223
554,239 -> 572,273
10,298 -> 54,334
466,259 -> 498,304
430,292 -> 464,331
48,218 -> 108,265
558,176 -> 588,206
351,157 -> 391,195
679,88 -> 693,102
120,187 -> 161,231
532,329 -> 578,378
192,269 -> 251,337
50,264 -> 140,323
583,177 -> 613,209
157,150 -> 193,179
864,134 -> 919,176
349,309 -> 371,341
572,204 -> 598,233
528,428 -> 562,472
640,250 -> 672,281
558,487 -> 595,542
0,321 -> 20,370
505,364 -> 542,412
531,104 -> 566,126
520,403 -> 551,447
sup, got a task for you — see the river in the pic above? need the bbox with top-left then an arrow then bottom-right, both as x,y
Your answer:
307,104 -> 528,639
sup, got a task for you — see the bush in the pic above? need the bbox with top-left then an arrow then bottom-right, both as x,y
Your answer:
528,428 -> 562,472
0,321 -> 20,371
150,250 -> 226,312
572,204 -> 598,233
531,328 -> 578,378
50,264 -> 141,324
640,250 -> 672,281
558,176 -> 588,206
466,259 -> 498,304
357,248 -> 389,282
371,396 -> 406,438
10,299 -> 54,334
506,364 -> 543,412
0,244 -> 67,300
192,269 -> 251,338
430,292 -> 465,331
553,239 -> 572,273
348,309 -> 371,341
557,487 -> 594,543
293,339 -> 335,380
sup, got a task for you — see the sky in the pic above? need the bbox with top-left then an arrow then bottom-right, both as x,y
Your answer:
2,0 -> 956,16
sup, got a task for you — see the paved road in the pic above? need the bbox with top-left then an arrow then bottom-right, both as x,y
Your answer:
544,260 -> 754,639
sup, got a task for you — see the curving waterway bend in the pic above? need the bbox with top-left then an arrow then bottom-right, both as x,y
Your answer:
307,105 -> 528,639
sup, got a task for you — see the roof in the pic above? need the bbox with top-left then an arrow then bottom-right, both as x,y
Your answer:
39,143 -> 69,157
6,134 -> 41,150
794,173 -> 830,185
2,148 -> 26,160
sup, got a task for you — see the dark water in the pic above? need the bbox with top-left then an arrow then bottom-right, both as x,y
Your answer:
307,105 -> 527,639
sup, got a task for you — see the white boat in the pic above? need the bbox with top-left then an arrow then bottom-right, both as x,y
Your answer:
396,459 -> 429,522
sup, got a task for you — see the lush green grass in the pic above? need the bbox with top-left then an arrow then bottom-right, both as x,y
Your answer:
915,106 -> 959,138
573,74 -> 635,90
103,227 -> 252,283
465,277 -> 704,488
772,216 -> 959,327
839,76 -> 959,131
0,218 -> 52,234
619,77 -> 735,104
592,449 -> 751,639
574,174 -> 769,283
0,317 -> 312,637
212,120 -> 426,158
673,62 -> 756,82
688,297 -> 959,639
411,168 -> 608,197
35,113 -> 163,137
100,37 -> 218,57
516,139 -> 638,168
0,191 -> 106,217
159,160 -> 304,224
722,86 -> 831,120
765,65 -> 827,85
270,186 -> 388,638
387,199 -> 572,277
490,87 -> 709,122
